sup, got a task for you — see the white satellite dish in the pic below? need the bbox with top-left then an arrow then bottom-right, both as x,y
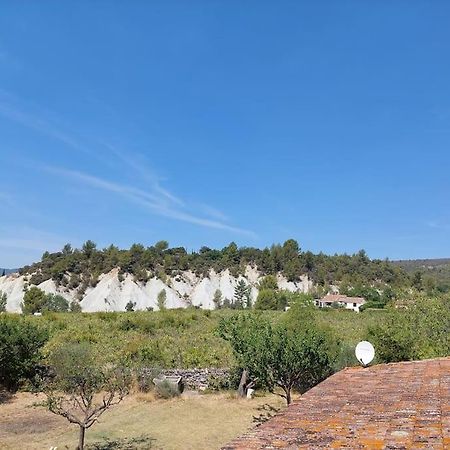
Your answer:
355,341 -> 375,367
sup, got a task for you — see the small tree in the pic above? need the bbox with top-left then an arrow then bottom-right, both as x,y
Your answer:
22,286 -> 47,314
212,289 -> 223,309
157,289 -> 167,311
42,342 -> 132,450
233,280 -> 251,309
70,301 -> 82,313
218,313 -> 336,405
0,316 -> 49,391
254,289 -> 279,310
125,300 -> 136,312
0,290 -> 7,312
43,294 -> 69,312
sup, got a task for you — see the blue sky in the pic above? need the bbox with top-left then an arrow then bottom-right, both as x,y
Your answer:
1,1 -> 450,267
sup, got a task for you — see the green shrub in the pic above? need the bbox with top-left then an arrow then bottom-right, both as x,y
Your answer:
0,316 -> 49,391
368,296 -> 450,363
137,368 -> 161,392
87,435 -> 155,450
154,379 -> 180,399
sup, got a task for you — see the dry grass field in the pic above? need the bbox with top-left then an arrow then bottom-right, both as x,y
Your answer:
0,391 -> 285,450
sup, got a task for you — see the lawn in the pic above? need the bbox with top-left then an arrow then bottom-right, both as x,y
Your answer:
0,391 -> 285,449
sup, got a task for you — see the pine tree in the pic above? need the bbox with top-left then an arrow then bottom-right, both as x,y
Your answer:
213,289 -> 223,309
233,280 -> 251,309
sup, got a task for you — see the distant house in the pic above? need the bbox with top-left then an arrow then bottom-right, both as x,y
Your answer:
315,294 -> 365,312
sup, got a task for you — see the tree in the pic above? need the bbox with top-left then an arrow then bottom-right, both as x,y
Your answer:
1,269 -> 5,277
0,290 -> 7,312
154,240 -> 169,253
42,342 -> 132,450
233,280 -> 251,309
70,301 -> 82,313
62,243 -> 73,256
43,294 -> 69,312
412,271 -> 423,290
212,289 -> 223,309
157,289 -> 167,311
257,275 -> 278,291
368,296 -> 450,363
0,316 -> 49,391
254,289 -> 279,310
125,300 -> 136,312
82,240 -> 97,258
22,287 -> 47,314
218,313 -> 336,405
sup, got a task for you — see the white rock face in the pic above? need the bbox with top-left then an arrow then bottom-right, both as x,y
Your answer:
0,266 -> 313,313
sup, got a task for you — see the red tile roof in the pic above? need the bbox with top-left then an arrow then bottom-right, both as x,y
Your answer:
223,357 -> 450,449
321,294 -> 365,304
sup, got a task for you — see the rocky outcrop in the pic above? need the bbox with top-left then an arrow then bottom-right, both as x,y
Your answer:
0,266 -> 312,313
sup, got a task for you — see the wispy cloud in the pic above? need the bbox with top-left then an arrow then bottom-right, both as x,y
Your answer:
0,226 -> 75,267
44,165 -> 256,237
0,93 -> 256,238
101,142 -> 185,207
0,99 -> 85,153
0,226 -> 71,251
426,220 -> 450,231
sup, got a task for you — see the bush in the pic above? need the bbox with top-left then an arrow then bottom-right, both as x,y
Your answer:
368,296 -> 450,363
154,379 -> 180,399
137,368 -> 161,393
87,435 -> 155,450
0,316 -> 49,391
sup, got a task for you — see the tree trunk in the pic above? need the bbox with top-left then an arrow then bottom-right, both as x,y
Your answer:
77,426 -> 86,450
285,388 -> 292,405
237,369 -> 248,397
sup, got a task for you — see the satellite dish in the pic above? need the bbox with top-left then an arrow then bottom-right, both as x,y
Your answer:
355,341 -> 375,367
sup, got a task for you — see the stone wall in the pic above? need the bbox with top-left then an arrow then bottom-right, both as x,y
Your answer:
140,368 -> 230,391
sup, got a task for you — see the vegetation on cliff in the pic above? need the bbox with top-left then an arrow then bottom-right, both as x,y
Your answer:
18,239 -> 414,300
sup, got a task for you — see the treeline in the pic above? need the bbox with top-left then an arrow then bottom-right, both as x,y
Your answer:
393,258 -> 450,293
20,239 -> 411,299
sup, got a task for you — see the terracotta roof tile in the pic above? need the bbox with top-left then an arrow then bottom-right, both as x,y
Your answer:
223,357 -> 450,449
321,294 -> 365,304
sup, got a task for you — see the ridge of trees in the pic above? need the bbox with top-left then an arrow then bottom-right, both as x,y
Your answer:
19,239 -> 413,300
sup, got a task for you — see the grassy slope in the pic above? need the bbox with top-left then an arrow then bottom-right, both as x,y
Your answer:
36,308 -> 384,368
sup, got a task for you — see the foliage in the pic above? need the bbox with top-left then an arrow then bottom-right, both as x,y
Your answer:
42,342 -> 133,450
233,280 -> 251,309
0,316 -> 49,391
87,435 -> 155,450
22,287 -> 69,314
125,301 -> 136,312
137,368 -> 161,392
0,290 -> 7,312
154,379 -> 181,399
368,296 -> 450,363
42,294 -> 69,312
217,312 -> 337,404
157,289 -> 167,311
257,275 -> 278,290
19,240 -> 413,299
70,301 -> 83,312
22,286 -> 47,314
394,258 -> 450,293
212,289 -> 223,309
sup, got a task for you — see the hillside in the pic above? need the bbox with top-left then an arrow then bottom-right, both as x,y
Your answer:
393,258 -> 450,292
0,239 -> 412,312
0,268 -> 18,275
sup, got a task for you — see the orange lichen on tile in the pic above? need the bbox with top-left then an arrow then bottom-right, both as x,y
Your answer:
222,357 -> 450,449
